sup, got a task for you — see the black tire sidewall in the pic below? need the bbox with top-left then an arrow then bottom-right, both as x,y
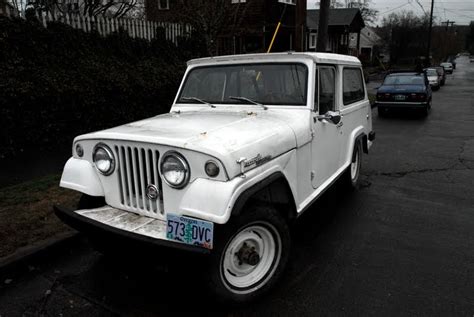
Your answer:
350,142 -> 361,186
206,205 -> 290,303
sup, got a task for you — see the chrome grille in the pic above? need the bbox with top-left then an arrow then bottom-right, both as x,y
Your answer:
115,145 -> 163,216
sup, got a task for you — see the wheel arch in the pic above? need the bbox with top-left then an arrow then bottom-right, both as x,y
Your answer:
345,128 -> 368,167
231,172 -> 297,224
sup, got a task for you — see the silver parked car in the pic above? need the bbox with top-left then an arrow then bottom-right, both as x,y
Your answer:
424,68 -> 440,90
440,62 -> 453,74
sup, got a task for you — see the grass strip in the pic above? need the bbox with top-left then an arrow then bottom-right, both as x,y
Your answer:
0,174 -> 81,258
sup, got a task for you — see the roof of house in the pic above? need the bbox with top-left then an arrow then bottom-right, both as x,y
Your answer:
307,8 -> 365,30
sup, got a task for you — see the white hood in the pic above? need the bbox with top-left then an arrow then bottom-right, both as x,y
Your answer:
76,108 -> 310,178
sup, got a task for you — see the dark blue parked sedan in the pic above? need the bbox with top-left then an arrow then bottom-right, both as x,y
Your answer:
375,72 -> 432,116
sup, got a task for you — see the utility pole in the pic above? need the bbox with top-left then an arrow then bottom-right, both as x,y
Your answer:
425,0 -> 434,66
441,20 -> 455,31
317,0 -> 331,52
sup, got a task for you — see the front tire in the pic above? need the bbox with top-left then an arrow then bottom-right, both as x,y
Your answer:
207,205 -> 290,303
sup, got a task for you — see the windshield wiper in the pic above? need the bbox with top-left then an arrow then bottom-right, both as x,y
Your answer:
229,96 -> 267,110
181,97 -> 215,108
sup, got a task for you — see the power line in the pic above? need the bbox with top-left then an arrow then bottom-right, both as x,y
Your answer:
415,0 -> 427,14
379,2 -> 411,14
444,8 -> 473,19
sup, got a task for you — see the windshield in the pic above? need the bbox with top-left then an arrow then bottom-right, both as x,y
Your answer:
383,75 -> 424,85
178,63 -> 308,106
426,69 -> 437,76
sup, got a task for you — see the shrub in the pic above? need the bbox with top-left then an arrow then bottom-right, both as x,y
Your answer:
0,16 -> 203,158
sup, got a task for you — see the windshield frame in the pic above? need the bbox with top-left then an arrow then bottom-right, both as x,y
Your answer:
175,62 -> 310,108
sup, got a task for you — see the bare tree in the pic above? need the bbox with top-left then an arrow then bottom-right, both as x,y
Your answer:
176,0 -> 247,56
25,0 -> 143,18
330,0 -> 379,25
82,0 -> 141,18
380,10 -> 430,64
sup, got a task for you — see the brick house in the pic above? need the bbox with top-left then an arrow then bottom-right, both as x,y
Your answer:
145,0 -> 306,55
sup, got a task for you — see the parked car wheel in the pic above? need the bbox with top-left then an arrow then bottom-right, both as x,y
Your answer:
344,141 -> 361,189
207,205 -> 290,303
420,101 -> 431,117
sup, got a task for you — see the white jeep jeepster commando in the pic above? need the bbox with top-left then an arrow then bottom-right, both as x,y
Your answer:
55,52 -> 375,302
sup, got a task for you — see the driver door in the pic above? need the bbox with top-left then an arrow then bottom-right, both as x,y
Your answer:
311,65 -> 342,189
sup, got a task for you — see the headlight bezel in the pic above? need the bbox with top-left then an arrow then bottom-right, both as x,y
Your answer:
160,151 -> 190,189
205,160 -> 220,178
75,143 -> 84,158
92,143 -> 115,176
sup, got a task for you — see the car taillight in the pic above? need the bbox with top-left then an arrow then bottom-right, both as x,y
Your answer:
410,93 -> 426,101
377,93 -> 391,101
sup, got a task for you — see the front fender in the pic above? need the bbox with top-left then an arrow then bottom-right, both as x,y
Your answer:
60,157 -> 104,197
178,150 -> 298,224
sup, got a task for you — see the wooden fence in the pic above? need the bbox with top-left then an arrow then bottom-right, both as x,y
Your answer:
39,12 -> 191,44
0,8 -> 191,44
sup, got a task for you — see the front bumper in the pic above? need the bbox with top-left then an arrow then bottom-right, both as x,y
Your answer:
375,101 -> 428,109
54,205 -> 211,254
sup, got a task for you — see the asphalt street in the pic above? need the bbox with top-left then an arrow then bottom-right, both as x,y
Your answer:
1,56 -> 474,316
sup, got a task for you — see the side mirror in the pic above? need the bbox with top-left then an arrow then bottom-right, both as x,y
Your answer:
317,111 -> 342,125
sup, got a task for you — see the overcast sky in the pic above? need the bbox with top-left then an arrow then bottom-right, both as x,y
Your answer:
307,0 -> 474,26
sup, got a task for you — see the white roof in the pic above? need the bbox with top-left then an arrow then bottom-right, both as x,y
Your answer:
187,52 -> 361,67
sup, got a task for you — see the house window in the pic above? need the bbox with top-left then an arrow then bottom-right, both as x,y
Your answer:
309,33 -> 317,49
278,0 -> 296,5
231,0 -> 246,3
158,0 -> 169,10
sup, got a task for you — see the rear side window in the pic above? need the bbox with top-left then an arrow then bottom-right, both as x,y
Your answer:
343,68 -> 365,105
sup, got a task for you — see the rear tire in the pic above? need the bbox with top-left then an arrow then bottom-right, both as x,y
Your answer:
206,205 -> 290,303
344,141 -> 361,189
420,100 -> 431,117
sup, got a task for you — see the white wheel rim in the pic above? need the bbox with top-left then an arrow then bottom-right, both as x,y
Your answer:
351,149 -> 360,180
221,223 -> 281,294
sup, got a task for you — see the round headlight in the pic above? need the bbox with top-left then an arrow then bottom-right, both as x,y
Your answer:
93,144 -> 115,176
160,152 -> 190,189
205,161 -> 220,177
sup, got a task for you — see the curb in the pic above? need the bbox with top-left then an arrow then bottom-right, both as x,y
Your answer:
0,231 -> 80,276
